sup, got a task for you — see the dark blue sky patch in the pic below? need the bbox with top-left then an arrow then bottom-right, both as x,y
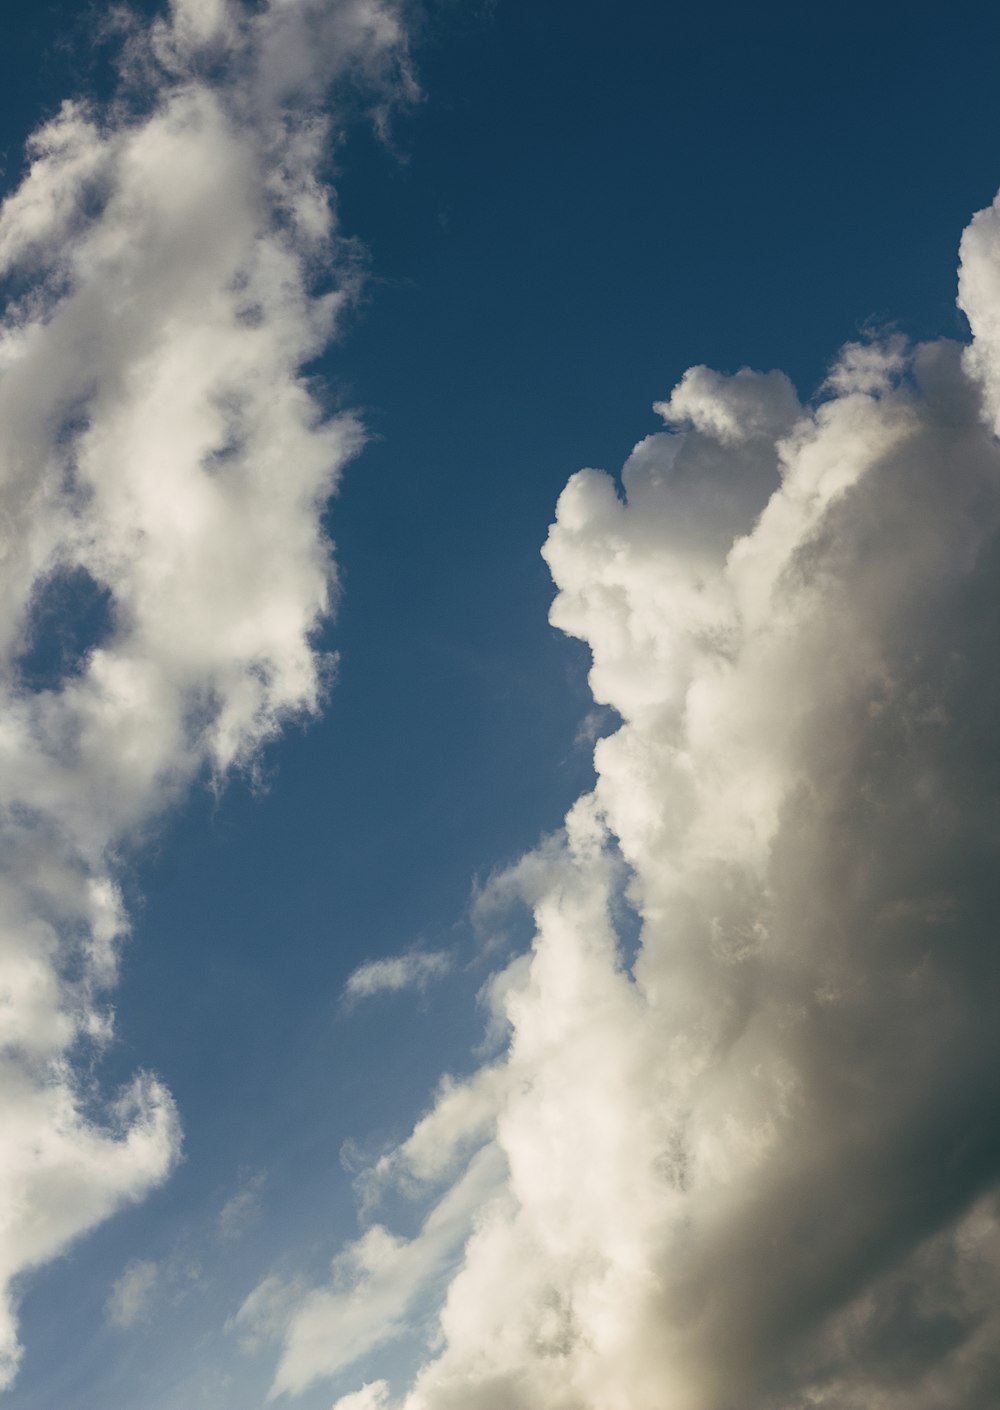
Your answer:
15,564 -> 115,693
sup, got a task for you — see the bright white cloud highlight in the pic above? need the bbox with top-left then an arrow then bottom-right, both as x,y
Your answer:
331,1382 -> 391,1410
252,188 -> 1000,1408
0,0 -> 408,1387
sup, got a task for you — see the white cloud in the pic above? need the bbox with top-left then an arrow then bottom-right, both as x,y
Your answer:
106,1259 -> 160,1329
343,950 -> 453,1005
331,1381 -> 391,1410
250,188 -> 1000,1408
237,1143 -> 507,1398
0,0 -> 408,1387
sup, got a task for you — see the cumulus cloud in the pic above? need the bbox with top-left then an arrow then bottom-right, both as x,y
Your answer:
251,187 -> 1000,1408
342,950 -> 453,1005
0,0 -> 408,1387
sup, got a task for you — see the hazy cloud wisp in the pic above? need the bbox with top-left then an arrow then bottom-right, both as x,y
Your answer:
342,950 -> 453,1005
105,1259 -> 159,1330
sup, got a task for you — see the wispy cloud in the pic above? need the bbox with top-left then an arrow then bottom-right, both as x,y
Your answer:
0,0 -> 409,1387
218,1170 -> 268,1242
342,949 -> 453,1005
105,1259 -> 160,1330
236,1144 -> 506,1397
248,190 -> 1000,1408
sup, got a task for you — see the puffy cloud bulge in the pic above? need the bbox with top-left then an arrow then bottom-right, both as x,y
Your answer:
263,195 -> 1000,1408
0,0 -> 408,1389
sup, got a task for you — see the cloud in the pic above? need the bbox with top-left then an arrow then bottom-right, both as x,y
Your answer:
218,1170 -> 268,1242
0,0 -> 408,1387
106,1259 -> 160,1329
342,950 -> 453,1005
331,1383 -> 391,1410
236,1143 -> 507,1398
250,187 -> 1000,1408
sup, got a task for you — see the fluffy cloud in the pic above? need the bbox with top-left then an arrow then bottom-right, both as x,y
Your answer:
0,0 -> 407,1387
331,1382 -> 391,1410
256,188 -> 1000,1407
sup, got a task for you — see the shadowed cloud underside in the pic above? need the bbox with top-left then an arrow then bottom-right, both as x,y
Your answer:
249,199 -> 1000,1410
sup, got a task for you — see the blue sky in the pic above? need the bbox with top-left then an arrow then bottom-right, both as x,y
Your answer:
5,3 -> 1000,1409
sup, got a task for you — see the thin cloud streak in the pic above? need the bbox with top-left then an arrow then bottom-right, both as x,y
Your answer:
343,950 -> 453,1005
0,0 -> 408,1386
255,190 -> 1000,1408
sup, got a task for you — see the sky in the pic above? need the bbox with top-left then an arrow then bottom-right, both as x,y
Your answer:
4,1 -> 1000,1408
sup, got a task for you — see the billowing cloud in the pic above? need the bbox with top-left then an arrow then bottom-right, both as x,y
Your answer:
254,188 -> 1000,1408
0,0 -> 408,1387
